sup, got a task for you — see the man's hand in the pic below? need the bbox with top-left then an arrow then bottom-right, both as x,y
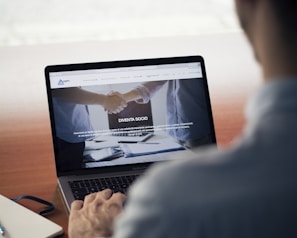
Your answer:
104,92 -> 127,114
68,189 -> 126,238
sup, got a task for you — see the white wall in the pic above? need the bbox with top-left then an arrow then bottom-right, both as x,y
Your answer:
0,0 -> 239,46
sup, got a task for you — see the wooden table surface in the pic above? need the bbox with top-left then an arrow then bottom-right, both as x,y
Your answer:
0,32 -> 261,237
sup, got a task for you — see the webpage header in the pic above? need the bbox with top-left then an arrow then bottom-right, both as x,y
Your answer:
49,62 -> 202,89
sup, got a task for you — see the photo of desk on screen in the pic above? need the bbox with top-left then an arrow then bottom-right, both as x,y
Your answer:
83,79 -> 187,166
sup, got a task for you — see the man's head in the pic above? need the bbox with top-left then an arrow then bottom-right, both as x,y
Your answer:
234,0 -> 297,79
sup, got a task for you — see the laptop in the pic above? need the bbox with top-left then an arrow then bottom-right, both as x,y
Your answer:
45,55 -> 217,211
0,194 -> 64,238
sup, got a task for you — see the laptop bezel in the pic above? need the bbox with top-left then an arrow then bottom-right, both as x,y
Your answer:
45,55 -> 217,177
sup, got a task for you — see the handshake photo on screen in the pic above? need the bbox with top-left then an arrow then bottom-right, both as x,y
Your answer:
50,64 -> 214,171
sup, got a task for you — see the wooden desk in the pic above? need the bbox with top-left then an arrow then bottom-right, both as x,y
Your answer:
0,32 -> 261,237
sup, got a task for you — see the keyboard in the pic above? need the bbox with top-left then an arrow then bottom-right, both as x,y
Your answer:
69,174 -> 139,200
111,131 -> 149,137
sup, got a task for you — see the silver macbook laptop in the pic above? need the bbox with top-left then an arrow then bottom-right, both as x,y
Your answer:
44,56 -> 217,211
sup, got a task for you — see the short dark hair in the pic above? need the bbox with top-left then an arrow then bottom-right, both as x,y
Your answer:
270,0 -> 297,50
270,1 -> 297,34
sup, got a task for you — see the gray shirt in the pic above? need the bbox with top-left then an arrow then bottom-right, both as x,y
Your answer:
114,78 -> 297,238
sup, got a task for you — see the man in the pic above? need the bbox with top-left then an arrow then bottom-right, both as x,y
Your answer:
68,0 -> 297,237
112,79 -> 212,147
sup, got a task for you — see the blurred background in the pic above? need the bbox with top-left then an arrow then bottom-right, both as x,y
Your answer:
0,0 -> 240,46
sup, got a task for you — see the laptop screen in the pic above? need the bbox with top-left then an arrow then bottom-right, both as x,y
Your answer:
45,56 -> 216,173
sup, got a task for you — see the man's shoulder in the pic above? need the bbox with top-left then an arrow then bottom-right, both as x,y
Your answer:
122,140 -> 297,238
129,146 -> 243,204
130,137 -> 289,204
